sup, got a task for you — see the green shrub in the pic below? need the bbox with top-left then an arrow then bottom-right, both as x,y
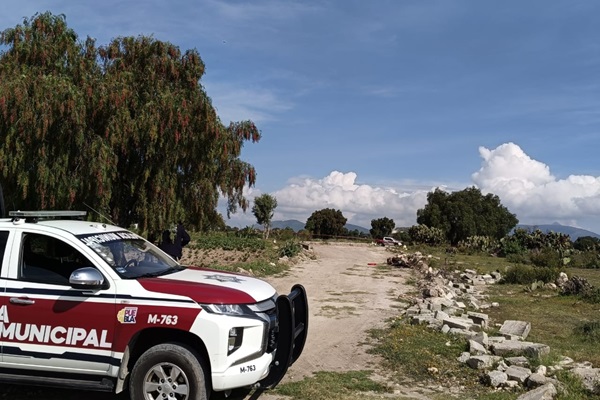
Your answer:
501,264 -> 562,285
190,232 -> 266,252
529,248 -> 562,268
457,235 -> 498,254
408,224 -> 446,246
279,240 -> 302,258
498,236 -> 525,257
582,288 -> 600,304
574,321 -> 600,342
570,251 -> 600,269
506,252 -> 531,265
272,227 -> 297,241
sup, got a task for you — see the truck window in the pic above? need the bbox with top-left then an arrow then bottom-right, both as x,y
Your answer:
0,231 -> 9,268
20,233 -> 94,286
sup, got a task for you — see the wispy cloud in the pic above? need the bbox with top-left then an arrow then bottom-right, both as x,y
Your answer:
203,81 -> 293,124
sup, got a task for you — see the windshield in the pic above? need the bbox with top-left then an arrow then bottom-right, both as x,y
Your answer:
77,231 -> 182,279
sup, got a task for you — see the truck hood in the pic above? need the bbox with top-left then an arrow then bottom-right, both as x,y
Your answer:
137,267 -> 277,305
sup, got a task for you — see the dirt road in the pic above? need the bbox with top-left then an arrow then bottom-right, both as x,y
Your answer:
267,242 -> 409,381
247,242 -> 434,400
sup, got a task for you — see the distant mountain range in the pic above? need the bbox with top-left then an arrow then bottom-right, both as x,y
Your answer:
265,220 -> 600,241
515,223 -> 600,240
268,219 -> 370,234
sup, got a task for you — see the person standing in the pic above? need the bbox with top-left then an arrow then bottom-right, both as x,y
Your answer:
158,230 -> 178,260
173,221 -> 191,261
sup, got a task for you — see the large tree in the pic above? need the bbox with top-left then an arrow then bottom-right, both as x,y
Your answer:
0,13 -> 260,233
252,194 -> 277,239
416,187 -> 518,245
305,208 -> 347,238
370,217 -> 395,239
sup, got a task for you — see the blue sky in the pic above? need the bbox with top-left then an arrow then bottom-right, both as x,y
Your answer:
3,1 -> 600,232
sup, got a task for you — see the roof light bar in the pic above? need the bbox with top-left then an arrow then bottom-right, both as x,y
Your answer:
9,211 -> 87,218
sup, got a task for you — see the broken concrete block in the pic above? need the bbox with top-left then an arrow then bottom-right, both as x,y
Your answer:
500,320 -> 531,340
469,339 -> 488,355
526,373 -> 548,388
506,365 -> 532,384
485,370 -> 508,387
491,340 -> 550,359
466,355 -> 502,370
515,383 -> 557,400
505,356 -> 530,367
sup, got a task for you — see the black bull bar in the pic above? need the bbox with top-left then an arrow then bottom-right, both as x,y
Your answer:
259,284 -> 308,389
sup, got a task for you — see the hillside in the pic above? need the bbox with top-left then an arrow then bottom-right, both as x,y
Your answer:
516,223 -> 600,240
270,219 -> 370,234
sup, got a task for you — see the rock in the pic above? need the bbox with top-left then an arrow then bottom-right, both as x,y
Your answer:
443,317 -> 475,331
515,383 -> 557,400
434,310 -> 450,321
499,320 -> 531,340
485,370 -> 508,387
536,365 -> 547,376
555,272 -> 568,287
472,331 -> 489,347
526,372 -> 548,388
466,355 -> 502,370
469,339 -> 488,355
467,311 -> 489,329
491,340 -> 550,359
457,352 -> 471,363
505,356 -> 530,367
504,380 -> 520,389
571,367 -> 600,394
506,365 -> 532,384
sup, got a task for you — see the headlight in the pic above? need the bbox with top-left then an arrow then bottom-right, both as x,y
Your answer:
202,303 -> 252,317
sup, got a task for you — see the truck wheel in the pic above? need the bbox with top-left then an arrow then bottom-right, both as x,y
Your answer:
129,343 -> 209,400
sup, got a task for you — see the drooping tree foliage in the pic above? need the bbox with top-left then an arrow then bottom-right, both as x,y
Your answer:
370,217 -> 395,239
0,13 -> 260,233
251,194 -> 277,239
416,187 -> 518,245
305,208 -> 347,239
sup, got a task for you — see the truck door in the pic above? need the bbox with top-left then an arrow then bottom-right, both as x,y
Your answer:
1,231 -> 117,374
0,230 -> 13,363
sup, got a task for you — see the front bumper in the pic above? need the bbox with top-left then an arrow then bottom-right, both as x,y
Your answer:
209,284 -> 308,391
258,284 -> 308,389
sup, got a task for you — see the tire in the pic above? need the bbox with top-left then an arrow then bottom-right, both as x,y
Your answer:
129,343 -> 209,400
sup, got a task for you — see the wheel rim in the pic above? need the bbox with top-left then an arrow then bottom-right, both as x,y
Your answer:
143,362 -> 190,400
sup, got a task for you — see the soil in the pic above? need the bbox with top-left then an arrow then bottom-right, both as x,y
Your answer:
1,243 -> 436,400
230,242 -> 437,400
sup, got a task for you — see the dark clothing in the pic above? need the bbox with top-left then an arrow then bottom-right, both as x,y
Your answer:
172,224 -> 189,260
159,225 -> 190,261
158,230 -> 179,260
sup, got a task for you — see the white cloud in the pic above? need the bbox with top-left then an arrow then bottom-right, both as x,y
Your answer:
268,171 -> 428,228
224,142 -> 600,234
472,142 -> 600,229
224,171 -> 429,229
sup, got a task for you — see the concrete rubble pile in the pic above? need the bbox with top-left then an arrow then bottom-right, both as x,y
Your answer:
387,252 -> 600,399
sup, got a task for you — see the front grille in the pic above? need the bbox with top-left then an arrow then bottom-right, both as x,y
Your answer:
263,306 -> 278,353
250,296 -> 279,354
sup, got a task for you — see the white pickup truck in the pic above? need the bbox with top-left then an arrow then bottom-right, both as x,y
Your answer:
0,210 -> 308,400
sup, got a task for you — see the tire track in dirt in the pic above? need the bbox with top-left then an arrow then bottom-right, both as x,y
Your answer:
243,243 -> 436,400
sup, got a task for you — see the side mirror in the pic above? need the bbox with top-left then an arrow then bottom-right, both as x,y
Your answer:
69,267 -> 106,290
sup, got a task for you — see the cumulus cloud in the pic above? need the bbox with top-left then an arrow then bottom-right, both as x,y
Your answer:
270,171 -> 428,228
472,142 -> 600,229
223,142 -> 600,233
